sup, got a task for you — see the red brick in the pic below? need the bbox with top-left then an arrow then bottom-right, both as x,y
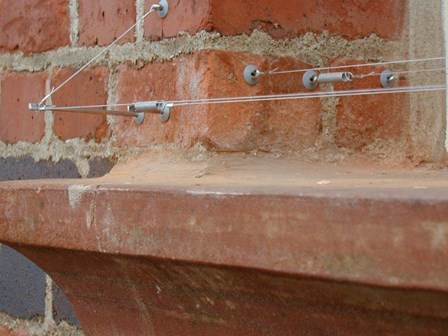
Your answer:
78,0 -> 136,46
0,72 -> 47,144
144,1 -> 211,41
0,327 -> 28,336
145,0 -> 405,40
51,67 -> 109,142
114,50 -> 321,152
203,52 -> 321,151
332,59 -> 409,150
0,0 -> 69,54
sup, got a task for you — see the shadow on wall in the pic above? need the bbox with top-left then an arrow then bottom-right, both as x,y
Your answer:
0,156 -> 116,326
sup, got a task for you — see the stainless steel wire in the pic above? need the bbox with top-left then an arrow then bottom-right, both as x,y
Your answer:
262,56 -> 447,76
33,84 -> 446,114
37,6 -> 158,106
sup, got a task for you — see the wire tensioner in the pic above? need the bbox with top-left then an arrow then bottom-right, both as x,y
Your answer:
128,100 -> 171,123
303,70 -> 353,90
29,100 -> 172,125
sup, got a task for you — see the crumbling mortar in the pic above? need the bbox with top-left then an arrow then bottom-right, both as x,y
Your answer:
106,64 -> 119,128
43,275 -> 56,332
0,31 -> 400,73
319,83 -> 340,145
69,0 -> 80,47
135,0 -> 146,43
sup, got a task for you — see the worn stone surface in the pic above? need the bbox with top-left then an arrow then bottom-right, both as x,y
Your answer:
51,67 -> 110,142
145,0 -> 406,40
0,0 -> 69,54
78,0 -> 136,46
1,156 -> 448,334
0,72 -> 47,144
13,247 -> 448,336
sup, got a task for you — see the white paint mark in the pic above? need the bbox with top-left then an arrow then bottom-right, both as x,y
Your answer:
186,190 -> 252,196
225,300 -> 237,310
68,184 -> 92,209
430,223 -> 448,250
423,221 -> 448,251
86,201 -> 95,230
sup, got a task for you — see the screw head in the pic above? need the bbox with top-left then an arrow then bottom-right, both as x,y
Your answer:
134,112 -> 145,125
303,70 -> 319,90
244,65 -> 261,86
157,0 -> 169,18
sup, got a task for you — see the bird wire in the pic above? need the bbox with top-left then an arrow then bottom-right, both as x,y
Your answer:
259,56 -> 447,75
35,65 -> 448,113
37,5 -> 159,106
32,2 -> 448,115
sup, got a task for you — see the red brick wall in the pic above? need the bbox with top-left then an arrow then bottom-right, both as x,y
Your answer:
0,0 -> 414,157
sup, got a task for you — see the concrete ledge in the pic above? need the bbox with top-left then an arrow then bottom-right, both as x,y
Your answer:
1,155 -> 448,334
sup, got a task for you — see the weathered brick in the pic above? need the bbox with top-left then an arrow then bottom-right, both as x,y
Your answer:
115,56 -> 208,148
0,72 -> 47,144
145,0 -> 405,40
114,50 -> 321,152
51,67 -> 109,142
78,0 -> 136,46
203,52 -> 321,151
0,327 -> 29,336
332,59 -> 409,150
144,0 -> 211,41
0,0 -> 69,54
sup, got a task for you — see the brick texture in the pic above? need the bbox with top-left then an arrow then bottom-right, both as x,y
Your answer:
78,0 -> 136,46
145,0 -> 405,40
144,0 -> 211,41
332,60 -> 409,150
115,50 -> 321,151
51,67 -> 110,142
0,72 -> 47,144
0,327 -> 28,336
0,0 -> 69,54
